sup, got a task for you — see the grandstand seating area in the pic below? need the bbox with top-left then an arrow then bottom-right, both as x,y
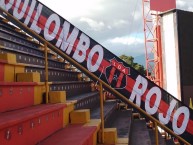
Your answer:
0,17 -> 177,145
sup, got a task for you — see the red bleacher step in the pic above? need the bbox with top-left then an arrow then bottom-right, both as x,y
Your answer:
84,119 -> 101,145
39,124 -> 97,145
0,104 -> 66,145
0,82 -> 37,113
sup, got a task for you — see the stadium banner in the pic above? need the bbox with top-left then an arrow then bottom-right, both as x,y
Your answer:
0,0 -> 192,143
150,0 -> 176,12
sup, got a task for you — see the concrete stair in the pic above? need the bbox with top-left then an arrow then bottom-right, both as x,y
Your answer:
129,119 -> 152,145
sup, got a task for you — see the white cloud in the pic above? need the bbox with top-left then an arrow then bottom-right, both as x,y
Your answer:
107,25 -> 112,30
177,0 -> 186,7
176,0 -> 193,11
80,17 -> 105,31
107,36 -> 143,45
112,20 -> 128,28
188,6 -> 193,12
134,11 -> 141,21
39,0 -> 104,19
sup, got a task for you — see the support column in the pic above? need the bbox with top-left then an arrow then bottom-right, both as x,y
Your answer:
99,82 -> 104,143
44,43 -> 49,104
154,122 -> 159,145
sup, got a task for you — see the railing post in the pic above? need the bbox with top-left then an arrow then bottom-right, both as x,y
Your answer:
99,82 -> 104,143
44,43 -> 49,104
154,122 -> 159,145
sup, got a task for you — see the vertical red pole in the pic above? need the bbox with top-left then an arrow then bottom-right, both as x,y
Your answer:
142,0 -> 163,87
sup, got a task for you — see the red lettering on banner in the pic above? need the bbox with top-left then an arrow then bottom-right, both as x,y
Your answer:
111,59 -> 130,75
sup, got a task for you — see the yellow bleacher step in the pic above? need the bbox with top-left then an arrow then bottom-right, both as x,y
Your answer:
104,128 -> 117,144
65,63 -> 71,69
0,53 -> 16,63
71,68 -> 77,71
91,83 -> 96,91
49,91 -> 66,103
116,138 -> 129,145
15,27 -> 21,32
2,18 -> 9,23
0,53 -> 25,82
132,112 -> 140,119
70,109 -> 90,124
17,72 -> 40,82
83,76 -> 90,81
77,73 -> 83,81
57,57 -> 64,62
34,83 -> 48,105
98,128 -> 118,144
63,101 -> 75,126
51,53 -> 57,59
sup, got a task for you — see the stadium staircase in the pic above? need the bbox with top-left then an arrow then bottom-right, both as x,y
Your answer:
0,16 -> 131,145
0,0 -> 192,145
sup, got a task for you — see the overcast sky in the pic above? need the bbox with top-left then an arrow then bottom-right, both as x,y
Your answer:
39,0 -> 193,61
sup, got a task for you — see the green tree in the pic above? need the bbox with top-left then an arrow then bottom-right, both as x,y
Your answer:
119,55 -> 146,75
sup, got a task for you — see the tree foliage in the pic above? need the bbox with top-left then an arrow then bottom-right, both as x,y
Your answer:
119,55 -> 146,75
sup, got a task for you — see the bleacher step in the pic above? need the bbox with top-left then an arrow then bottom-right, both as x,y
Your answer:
50,81 -> 92,97
129,119 -> 151,145
68,91 -> 99,109
105,110 -> 132,138
90,101 -> 117,122
0,82 -> 37,112
165,139 -> 176,145
148,129 -> 166,145
97,138 -> 129,145
148,128 -> 176,145
0,104 -> 66,145
38,124 -> 97,145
